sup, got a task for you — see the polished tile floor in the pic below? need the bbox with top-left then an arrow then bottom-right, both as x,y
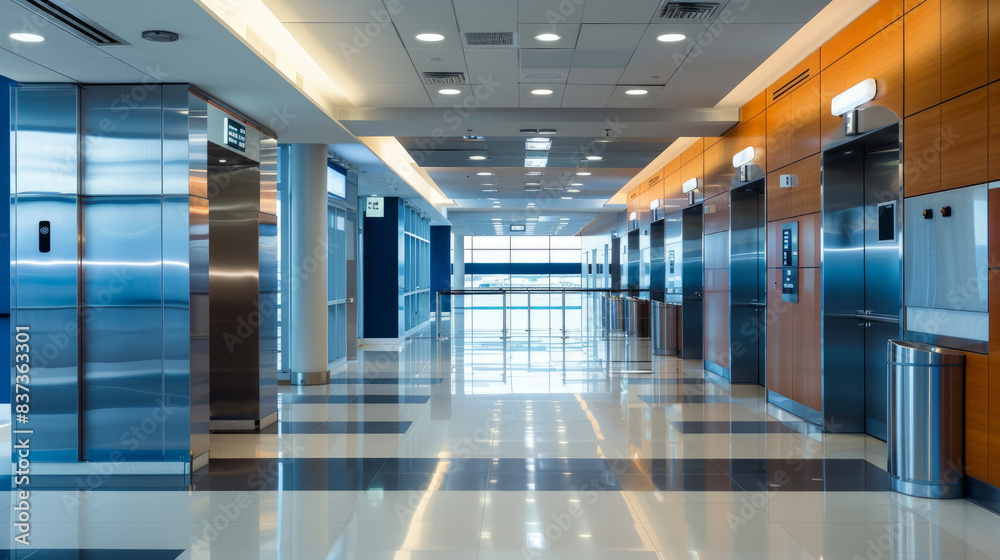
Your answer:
3,320 -> 1000,559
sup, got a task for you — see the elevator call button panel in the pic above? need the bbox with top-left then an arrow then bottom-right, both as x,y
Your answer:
781,221 -> 798,303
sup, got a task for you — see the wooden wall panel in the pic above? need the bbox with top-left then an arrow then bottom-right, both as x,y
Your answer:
682,139 -> 704,165
941,0 -> 989,101
990,274 -> 1000,486
741,92 -> 767,124
662,157 -> 681,177
767,213 -> 822,269
766,154 -> 821,222
905,0 -> 925,10
821,0 -> 904,69
940,87 -> 989,191
703,138 -> 732,200
681,152 -> 704,189
704,268 -> 730,371
990,83 -> 1000,181
703,191 -> 730,235
902,106 -> 941,196
992,0 -> 1000,82
991,189 -> 1000,268
730,112 -> 767,174
846,20 -> 905,122
793,268 -> 823,412
967,351 -> 990,481
766,51 -> 820,106
766,268 -> 791,398
820,57 -> 847,145
663,169 -> 683,203
903,0 -> 941,116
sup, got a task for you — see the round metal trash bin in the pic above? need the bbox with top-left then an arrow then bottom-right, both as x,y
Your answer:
887,340 -> 965,499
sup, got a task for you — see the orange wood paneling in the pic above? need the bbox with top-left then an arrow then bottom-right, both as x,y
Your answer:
767,213 -> 821,269
990,83 -> 1000,181
766,76 -> 821,171
662,169 -> 683,203
766,51 -> 820,106
903,0 -> 941,116
821,0 -> 904,69
992,353 -> 1000,486
741,92 -> 767,125
940,87 -> 989,191
941,0 -> 989,101
967,351 -> 990,481
766,154 -> 822,222
793,268 -> 823,412
681,152 -> 704,190
681,139 -> 704,165
766,268 -> 790,398
847,20 -> 905,121
991,0 -> 1000,82
905,0 -> 925,10
729,112 -> 767,174
902,106 -> 942,196
703,191 -> 730,235
703,138 -> 732,200
820,57 -> 848,145
662,157 -> 681,177
704,267 -> 730,370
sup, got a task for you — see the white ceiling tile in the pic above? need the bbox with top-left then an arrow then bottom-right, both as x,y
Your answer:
388,0 -> 458,23
426,84 -> 474,98
353,84 -> 432,107
566,67 -> 625,85
610,85 -> 663,98
726,0 -> 831,24
477,98 -> 520,107
520,48 -> 575,69
651,85 -> 730,108
563,84 -> 616,98
570,50 -> 634,70
680,48 -> 774,70
453,0 -> 517,32
517,24 -> 581,48
326,48 -> 422,86
698,23 -> 802,49
283,22 -> 403,51
476,83 -> 519,100
518,83 -> 566,97
262,0 -> 391,23
582,0 -> 659,23
518,0 -> 586,24
395,20 -> 462,50
619,49 -> 682,85
561,98 -> 610,108
407,48 -> 468,73
464,49 -> 519,85
40,56 -> 157,83
519,96 -> 564,108
667,67 -> 747,87
606,97 -> 654,109
576,24 -> 645,50
635,23 -> 710,49
0,50 -> 71,81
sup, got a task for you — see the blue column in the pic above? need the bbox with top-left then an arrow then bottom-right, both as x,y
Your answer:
1,75 -> 13,405
362,197 -> 403,339
430,225 -> 451,313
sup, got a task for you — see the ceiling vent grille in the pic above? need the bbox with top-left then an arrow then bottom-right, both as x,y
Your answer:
463,32 -> 515,46
658,1 -> 720,20
12,0 -> 127,45
771,69 -> 811,103
422,72 -> 467,85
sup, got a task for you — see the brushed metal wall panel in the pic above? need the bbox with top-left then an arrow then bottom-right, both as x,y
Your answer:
82,197 -> 163,307
259,212 -> 278,419
12,85 -> 78,195
162,85 -> 191,196
905,184 -> 988,313
81,86 -> 162,196
188,195 -> 210,458
14,195 -> 78,308
189,94 -> 209,199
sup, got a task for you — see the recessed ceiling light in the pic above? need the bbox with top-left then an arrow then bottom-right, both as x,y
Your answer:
657,33 -> 686,43
559,218 -> 570,221
476,172 -> 494,176
491,218 -> 502,221
570,182 -> 583,186
416,33 -> 445,42
219,159 -> 227,163
482,189 -> 498,192
526,171 -> 542,176
576,172 -> 592,176
585,156 -> 603,161
625,89 -> 649,96
567,189 -> 580,193
560,196 -> 573,199
531,89 -> 554,96
538,129 -> 557,135
534,33 -> 561,41
527,203 -> 536,206
9,32 -> 44,42
439,88 -> 462,95
469,155 -> 488,160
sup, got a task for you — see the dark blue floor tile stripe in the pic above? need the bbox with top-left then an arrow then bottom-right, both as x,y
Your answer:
671,421 -> 806,434
279,394 -> 431,404
638,394 -> 734,404
279,421 -> 412,434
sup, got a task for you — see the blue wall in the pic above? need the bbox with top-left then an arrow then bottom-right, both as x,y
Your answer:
1,76 -> 13,405
430,225 -> 451,312
362,197 -> 403,338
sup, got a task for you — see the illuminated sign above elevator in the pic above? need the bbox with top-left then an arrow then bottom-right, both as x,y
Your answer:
224,117 -> 247,152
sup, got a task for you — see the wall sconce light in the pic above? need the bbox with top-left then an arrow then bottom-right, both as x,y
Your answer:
831,78 -> 877,116
732,146 -> 755,168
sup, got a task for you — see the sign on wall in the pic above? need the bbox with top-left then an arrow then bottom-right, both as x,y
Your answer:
223,117 -> 247,152
366,196 -> 384,218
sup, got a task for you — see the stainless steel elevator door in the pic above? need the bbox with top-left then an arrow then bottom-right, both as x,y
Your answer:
681,205 -> 704,359
822,126 -> 901,439
730,180 -> 766,385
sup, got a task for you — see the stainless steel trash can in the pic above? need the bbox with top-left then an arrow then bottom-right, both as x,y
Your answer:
887,340 -> 965,499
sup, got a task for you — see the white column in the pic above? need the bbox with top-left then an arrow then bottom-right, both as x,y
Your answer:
288,144 -> 329,385
452,233 -> 465,289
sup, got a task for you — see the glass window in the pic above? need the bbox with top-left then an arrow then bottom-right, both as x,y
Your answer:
471,236 -> 509,249
511,236 -> 545,249
510,250 -> 549,263
327,165 -> 346,198
472,250 -> 510,263
550,236 -> 581,249
550,249 -> 583,263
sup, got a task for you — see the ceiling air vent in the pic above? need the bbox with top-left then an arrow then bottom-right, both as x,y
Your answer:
422,72 -> 467,85
463,32 -> 515,46
657,1 -> 720,20
12,0 -> 128,45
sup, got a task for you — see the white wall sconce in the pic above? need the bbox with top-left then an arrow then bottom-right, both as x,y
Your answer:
831,78 -> 877,116
732,146 -> 755,168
